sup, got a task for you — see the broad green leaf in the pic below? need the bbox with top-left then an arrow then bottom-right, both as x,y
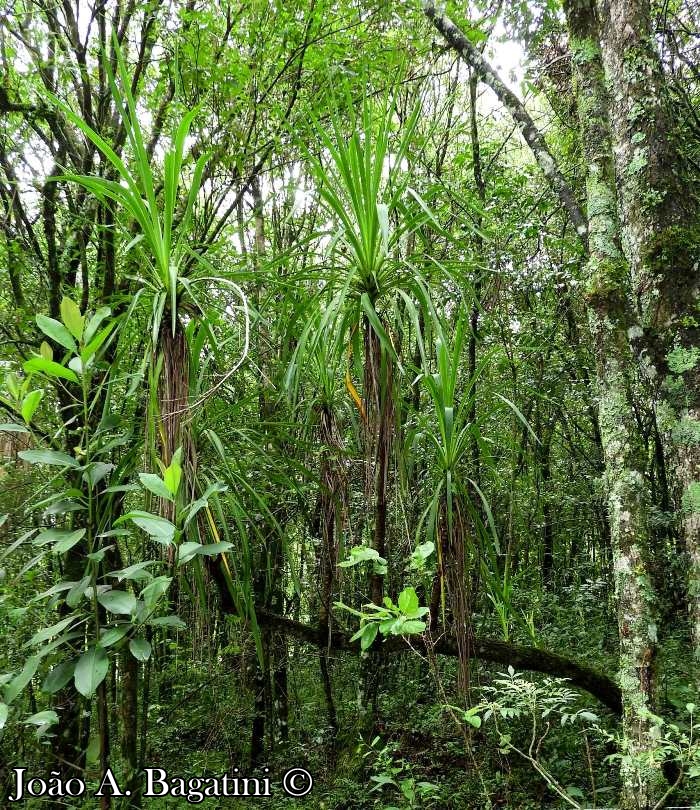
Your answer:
111,561 -> 156,582
182,482 -> 227,528
98,590 -> 137,615
34,528 -> 83,547
338,546 -> 380,567
398,587 -> 420,618
397,619 -> 426,635
163,457 -> 182,496
196,542 -> 233,557
19,449 -> 79,468
118,511 -> 176,545
84,462 -> 114,487
4,655 -> 40,704
74,646 -> 108,697
0,423 -> 29,433
28,616 -> 78,646
60,297 -> 84,340
177,541 -> 202,565
66,575 -> 91,608
361,623 -> 379,650
36,315 -> 76,352
139,473 -> 173,501
21,390 -> 43,424
41,661 -> 75,695
24,357 -> 79,383
52,529 -> 86,554
0,703 -> 7,729
148,615 -> 186,629
31,580 -> 75,602
462,711 -> 482,729
140,576 -> 171,612
24,710 -> 59,726
129,636 -> 151,661
68,357 -> 83,376
84,307 -> 111,344
81,323 -> 115,364
99,624 -> 131,648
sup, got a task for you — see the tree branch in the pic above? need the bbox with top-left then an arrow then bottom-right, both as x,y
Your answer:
422,1 -> 589,250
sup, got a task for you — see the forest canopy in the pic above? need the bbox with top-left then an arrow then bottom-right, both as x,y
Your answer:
0,0 -> 699,808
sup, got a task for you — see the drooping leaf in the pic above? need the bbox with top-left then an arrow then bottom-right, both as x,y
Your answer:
28,616 -> 78,646
98,590 -> 137,615
24,710 -> 59,726
139,473 -> 173,501
24,357 -> 79,383
148,615 -> 186,629
118,511 -> 176,545
19,449 -> 79,468
177,541 -> 202,565
21,390 -> 43,424
51,529 -> 87,554
99,624 -> 131,648
4,655 -> 40,704
42,662 -> 75,696
129,636 -> 151,662
84,307 -> 111,344
140,576 -> 172,612
74,646 -> 108,697
36,315 -> 76,352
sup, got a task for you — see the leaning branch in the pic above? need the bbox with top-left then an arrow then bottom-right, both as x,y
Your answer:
422,1 -> 588,249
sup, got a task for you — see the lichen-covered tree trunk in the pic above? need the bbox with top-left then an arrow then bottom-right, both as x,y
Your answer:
564,1 -> 665,805
597,0 -> 700,677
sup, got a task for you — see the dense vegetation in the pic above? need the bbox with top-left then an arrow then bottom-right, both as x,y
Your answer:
0,0 -> 699,807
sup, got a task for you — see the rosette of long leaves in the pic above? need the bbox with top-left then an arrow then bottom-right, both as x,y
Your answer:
49,34 -> 247,353
287,88 -> 426,388
415,307 -> 538,661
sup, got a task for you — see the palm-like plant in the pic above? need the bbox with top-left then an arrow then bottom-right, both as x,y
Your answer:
51,35 -> 248,468
288,89 -> 427,608
415,306 -> 538,692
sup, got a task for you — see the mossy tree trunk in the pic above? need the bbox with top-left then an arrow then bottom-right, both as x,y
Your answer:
597,0 -> 700,677
564,2 -> 665,806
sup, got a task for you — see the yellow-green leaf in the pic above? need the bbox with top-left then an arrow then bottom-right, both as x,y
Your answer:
60,297 -> 84,341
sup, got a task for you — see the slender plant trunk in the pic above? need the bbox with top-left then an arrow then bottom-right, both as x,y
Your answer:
120,646 -> 139,805
356,316 -> 395,727
317,404 -> 344,736
97,679 -> 111,809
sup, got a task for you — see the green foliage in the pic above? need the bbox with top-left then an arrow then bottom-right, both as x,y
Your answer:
336,586 -> 429,651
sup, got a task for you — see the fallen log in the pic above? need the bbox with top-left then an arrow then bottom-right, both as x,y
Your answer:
208,560 -> 621,715
254,610 -> 622,716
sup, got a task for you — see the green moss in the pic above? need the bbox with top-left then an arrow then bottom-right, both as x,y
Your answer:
682,481 -> 700,514
643,224 -> 700,278
672,415 -> 700,446
668,345 -> 700,374
585,257 -> 629,312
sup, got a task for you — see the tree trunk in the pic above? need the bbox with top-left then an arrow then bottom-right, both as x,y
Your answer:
597,0 -> 700,680
564,1 -> 665,805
